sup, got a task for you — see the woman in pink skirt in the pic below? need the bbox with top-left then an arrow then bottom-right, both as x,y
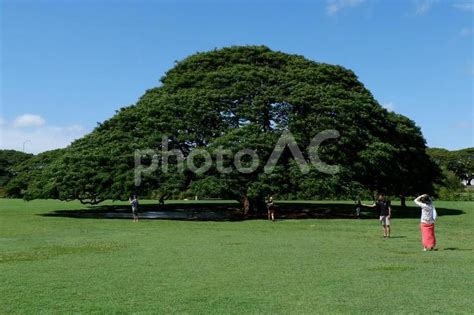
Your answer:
414,194 -> 437,251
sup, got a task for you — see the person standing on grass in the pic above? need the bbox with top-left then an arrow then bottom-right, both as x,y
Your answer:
363,194 -> 392,238
266,195 -> 275,222
129,194 -> 139,222
414,194 -> 437,251
355,200 -> 362,218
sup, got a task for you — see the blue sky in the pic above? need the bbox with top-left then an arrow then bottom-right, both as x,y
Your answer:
1,0 -> 473,153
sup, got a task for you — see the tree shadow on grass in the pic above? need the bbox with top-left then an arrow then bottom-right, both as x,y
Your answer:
38,202 -> 465,221
40,203 -> 244,221
443,247 -> 473,251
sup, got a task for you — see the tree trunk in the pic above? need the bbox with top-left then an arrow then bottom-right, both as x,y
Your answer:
159,193 -> 170,205
242,195 -> 252,216
240,195 -> 267,216
400,195 -> 406,208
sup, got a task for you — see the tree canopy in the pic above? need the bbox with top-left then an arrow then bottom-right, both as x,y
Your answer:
6,46 -> 440,210
4,149 -> 64,199
0,150 -> 33,195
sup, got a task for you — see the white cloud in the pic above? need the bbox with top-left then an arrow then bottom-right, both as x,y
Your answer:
0,116 -> 88,154
415,0 -> 438,15
12,114 -> 46,128
453,2 -> 474,11
0,117 -> 5,126
383,102 -> 395,111
326,0 -> 366,16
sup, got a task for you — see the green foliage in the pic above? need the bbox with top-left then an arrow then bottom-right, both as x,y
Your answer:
428,147 -> 474,184
4,149 -> 64,199
434,168 -> 472,201
12,46 -> 439,208
0,150 -> 33,195
427,147 -> 474,200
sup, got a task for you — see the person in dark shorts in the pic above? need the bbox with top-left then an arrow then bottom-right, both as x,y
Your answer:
266,195 -> 275,222
363,194 -> 392,238
129,195 -> 139,222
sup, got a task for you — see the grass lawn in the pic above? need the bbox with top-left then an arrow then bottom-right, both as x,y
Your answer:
1,199 -> 473,314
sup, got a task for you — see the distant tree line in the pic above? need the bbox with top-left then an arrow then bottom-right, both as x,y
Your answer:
427,147 -> 474,200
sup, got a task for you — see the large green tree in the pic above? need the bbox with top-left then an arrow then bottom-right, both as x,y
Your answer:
11,46 -> 440,211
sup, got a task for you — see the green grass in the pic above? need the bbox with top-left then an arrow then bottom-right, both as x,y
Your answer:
1,199 -> 473,314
